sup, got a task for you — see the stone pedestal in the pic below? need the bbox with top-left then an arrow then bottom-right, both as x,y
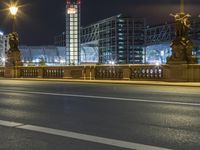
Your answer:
4,67 -> 15,78
164,64 -> 200,82
5,50 -> 23,78
123,67 -> 130,80
4,32 -> 23,78
164,64 -> 188,81
167,37 -> 198,64
6,50 -> 23,67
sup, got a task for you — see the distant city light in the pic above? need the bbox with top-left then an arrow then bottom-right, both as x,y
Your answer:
54,58 -> 60,63
161,50 -> 164,57
68,7 -> 77,14
109,61 -> 115,65
60,59 -> 66,64
0,32 -> 3,36
0,56 -> 7,66
155,61 -> 160,66
32,58 -> 40,63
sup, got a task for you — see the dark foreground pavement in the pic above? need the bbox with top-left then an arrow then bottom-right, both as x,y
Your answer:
0,79 -> 199,150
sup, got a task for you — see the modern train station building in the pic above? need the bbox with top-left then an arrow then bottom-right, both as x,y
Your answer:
0,0 -> 199,66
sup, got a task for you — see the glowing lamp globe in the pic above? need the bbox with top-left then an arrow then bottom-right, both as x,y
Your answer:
9,6 -> 18,16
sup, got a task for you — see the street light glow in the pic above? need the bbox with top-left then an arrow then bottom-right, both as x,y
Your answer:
155,61 -> 160,66
60,59 -> 66,64
2,57 -> 6,63
109,61 -> 115,65
9,6 -> 18,16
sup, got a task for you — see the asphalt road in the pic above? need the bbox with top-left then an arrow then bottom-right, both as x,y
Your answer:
0,79 -> 199,150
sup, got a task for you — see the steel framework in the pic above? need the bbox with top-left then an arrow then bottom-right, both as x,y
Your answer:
145,23 -> 175,46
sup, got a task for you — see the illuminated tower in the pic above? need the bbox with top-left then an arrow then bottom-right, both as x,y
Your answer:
66,0 -> 81,65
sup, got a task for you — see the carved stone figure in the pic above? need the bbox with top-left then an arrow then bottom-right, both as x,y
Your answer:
171,13 -> 191,37
5,32 -> 22,67
8,32 -> 20,51
167,12 -> 197,64
167,0 -> 198,64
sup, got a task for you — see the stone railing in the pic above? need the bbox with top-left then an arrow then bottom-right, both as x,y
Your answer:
18,66 -> 87,79
94,65 -> 164,80
1,64 -> 200,81
95,65 -> 123,80
0,67 -> 5,77
20,67 -> 40,78
17,65 -> 164,81
20,67 -> 65,78
130,65 -> 163,80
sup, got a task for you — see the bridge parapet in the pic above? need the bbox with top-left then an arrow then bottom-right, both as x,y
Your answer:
0,64 -> 200,81
0,67 -> 5,77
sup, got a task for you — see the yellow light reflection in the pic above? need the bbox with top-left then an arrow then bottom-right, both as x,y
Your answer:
9,6 -> 18,16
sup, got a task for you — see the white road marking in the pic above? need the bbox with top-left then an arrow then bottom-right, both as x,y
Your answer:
0,120 -> 171,150
0,89 -> 199,107
0,120 -> 23,127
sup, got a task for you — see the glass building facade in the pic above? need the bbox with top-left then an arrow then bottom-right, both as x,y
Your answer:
0,33 -> 9,66
55,14 -> 146,64
54,15 -> 200,65
15,45 -> 98,66
81,14 -> 146,64
66,0 -> 81,65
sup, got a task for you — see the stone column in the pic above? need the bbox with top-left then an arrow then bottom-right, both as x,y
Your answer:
122,65 -> 131,80
85,66 -> 96,80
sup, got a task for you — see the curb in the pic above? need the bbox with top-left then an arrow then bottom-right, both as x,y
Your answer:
3,78 -> 200,88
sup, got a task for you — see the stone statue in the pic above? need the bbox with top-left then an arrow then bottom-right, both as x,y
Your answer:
5,32 -> 22,67
171,13 -> 191,37
167,4 -> 197,64
8,32 -> 20,51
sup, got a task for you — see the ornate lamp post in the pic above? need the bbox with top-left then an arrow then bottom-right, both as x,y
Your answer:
9,3 -> 18,32
180,0 -> 184,13
5,0 -> 23,78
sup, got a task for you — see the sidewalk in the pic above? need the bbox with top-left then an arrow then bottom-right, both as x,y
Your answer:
8,78 -> 200,87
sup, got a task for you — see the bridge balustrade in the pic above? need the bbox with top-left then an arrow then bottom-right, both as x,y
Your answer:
130,65 -> 163,80
95,66 -> 123,80
20,67 -> 39,78
1,64 -> 200,81
0,67 -> 5,77
43,68 -> 64,78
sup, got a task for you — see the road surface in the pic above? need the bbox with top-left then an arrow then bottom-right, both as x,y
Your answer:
0,79 -> 199,150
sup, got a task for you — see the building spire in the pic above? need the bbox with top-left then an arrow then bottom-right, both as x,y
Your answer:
180,0 -> 184,13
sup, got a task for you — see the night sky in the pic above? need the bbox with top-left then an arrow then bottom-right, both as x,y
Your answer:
0,0 -> 199,45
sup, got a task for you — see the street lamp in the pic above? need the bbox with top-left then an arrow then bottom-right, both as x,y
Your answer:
9,3 -> 18,32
